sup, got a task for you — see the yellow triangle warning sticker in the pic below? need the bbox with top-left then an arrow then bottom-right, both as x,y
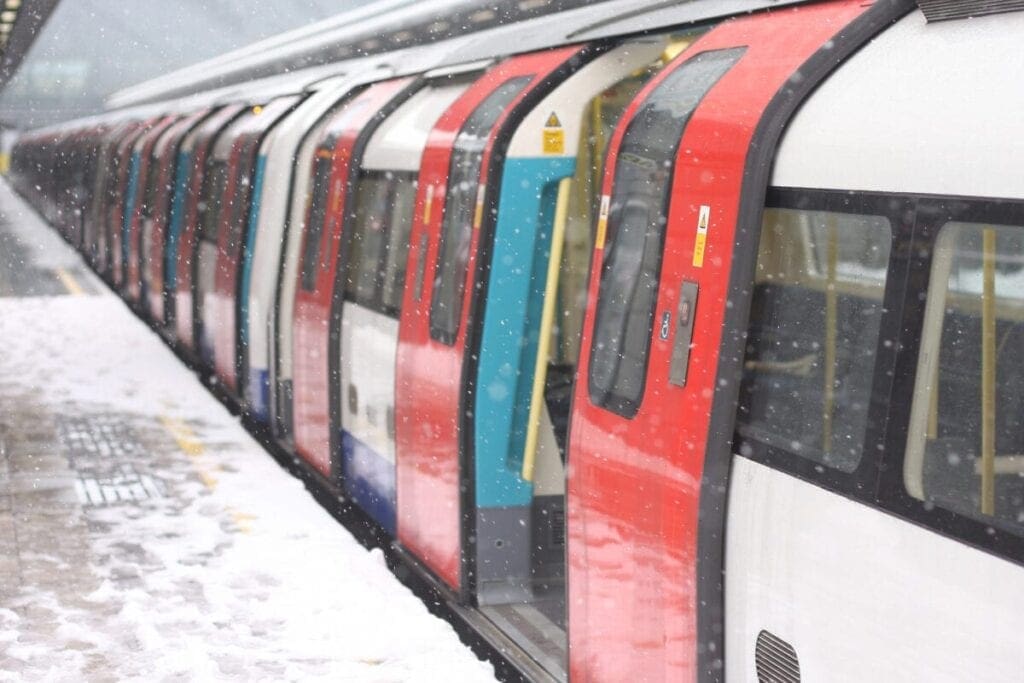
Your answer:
545,112 -> 561,128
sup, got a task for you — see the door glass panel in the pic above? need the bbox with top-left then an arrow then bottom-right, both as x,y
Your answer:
381,173 -> 418,314
905,220 -> 1024,534
588,47 -> 744,417
198,161 -> 227,245
300,150 -> 335,291
141,154 -> 161,219
345,173 -> 392,306
429,75 -> 533,345
736,205 -> 892,473
226,140 -> 258,258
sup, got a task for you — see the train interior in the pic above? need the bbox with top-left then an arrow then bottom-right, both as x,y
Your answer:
737,203 -> 891,472
906,221 -> 1024,530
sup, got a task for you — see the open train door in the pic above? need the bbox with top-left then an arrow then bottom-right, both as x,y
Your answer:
565,1 -> 911,680
394,46 -> 583,596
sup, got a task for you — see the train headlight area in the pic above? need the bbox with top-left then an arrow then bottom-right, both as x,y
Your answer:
5,0 -> 1024,680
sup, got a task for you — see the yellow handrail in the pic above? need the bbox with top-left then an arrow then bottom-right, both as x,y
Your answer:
522,177 -> 573,482
981,227 -> 997,515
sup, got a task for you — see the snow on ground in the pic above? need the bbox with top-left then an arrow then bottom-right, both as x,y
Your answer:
0,280 -> 495,678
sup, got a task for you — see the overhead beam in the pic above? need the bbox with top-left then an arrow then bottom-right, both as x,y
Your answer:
0,0 -> 60,95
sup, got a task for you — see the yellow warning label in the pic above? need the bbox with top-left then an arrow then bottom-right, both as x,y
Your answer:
595,195 -> 610,250
545,112 -> 561,128
543,129 -> 565,155
692,204 -> 711,267
423,184 -> 434,223
473,184 -> 486,229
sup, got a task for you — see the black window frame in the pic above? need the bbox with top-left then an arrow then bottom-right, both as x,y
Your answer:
737,187 -> 1024,567
735,187 -> 911,498
876,192 -> 1024,566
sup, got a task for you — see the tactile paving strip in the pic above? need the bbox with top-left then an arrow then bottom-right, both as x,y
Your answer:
56,415 -> 165,507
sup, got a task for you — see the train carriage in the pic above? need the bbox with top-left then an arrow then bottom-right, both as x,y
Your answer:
10,0 -> 1024,680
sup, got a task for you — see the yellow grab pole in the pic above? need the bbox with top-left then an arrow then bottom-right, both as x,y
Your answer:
823,216 -> 838,454
522,178 -> 573,482
981,227 -> 997,516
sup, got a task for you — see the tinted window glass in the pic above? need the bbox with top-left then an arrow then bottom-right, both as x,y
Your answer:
736,206 -> 892,473
226,140 -> 259,258
345,173 -> 392,306
198,161 -> 227,244
345,171 -> 418,315
300,150 -> 335,291
905,220 -> 1024,534
141,155 -> 161,219
381,174 -> 418,313
588,48 -> 743,417
429,75 -> 532,344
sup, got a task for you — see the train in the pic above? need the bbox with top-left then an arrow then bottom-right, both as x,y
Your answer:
10,0 -> 1024,679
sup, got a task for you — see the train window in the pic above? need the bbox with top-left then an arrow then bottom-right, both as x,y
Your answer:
300,150 -> 335,292
141,155 -> 160,219
198,161 -> 228,245
588,48 -> 744,418
736,206 -> 892,472
904,220 -> 1024,535
345,173 -> 392,306
226,144 -> 258,257
380,173 -> 418,314
429,75 -> 533,345
344,170 -> 418,315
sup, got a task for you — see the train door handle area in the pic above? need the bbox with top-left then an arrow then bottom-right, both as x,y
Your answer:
667,280 -> 698,387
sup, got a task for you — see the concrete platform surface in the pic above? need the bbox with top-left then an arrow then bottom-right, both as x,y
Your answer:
0,180 -> 495,682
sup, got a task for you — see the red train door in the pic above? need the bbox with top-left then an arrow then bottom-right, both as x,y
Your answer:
394,46 -> 582,593
172,104 -> 245,354
565,2 -> 902,680
125,115 -> 178,304
292,77 -> 415,477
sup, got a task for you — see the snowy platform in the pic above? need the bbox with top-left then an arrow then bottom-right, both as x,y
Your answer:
0,180 -> 495,682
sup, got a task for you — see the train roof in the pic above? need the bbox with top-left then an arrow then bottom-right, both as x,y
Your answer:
771,7 -> 1024,200
106,0 -> 805,110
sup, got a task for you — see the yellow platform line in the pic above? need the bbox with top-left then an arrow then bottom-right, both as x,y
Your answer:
158,414 -> 255,534
55,267 -> 84,296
